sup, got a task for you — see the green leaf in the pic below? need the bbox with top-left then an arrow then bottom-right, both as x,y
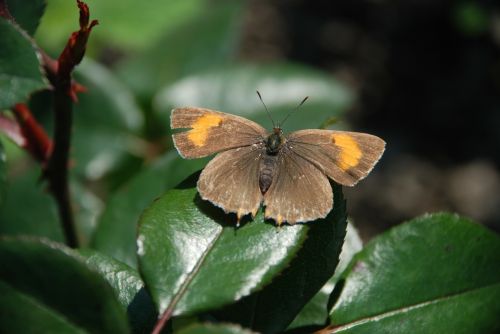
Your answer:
6,0 -> 47,35
0,237 -> 130,333
178,323 -> 257,334
0,280 -> 85,333
211,184 -> 347,333
0,141 -> 5,204
0,18 -> 47,111
118,1 -> 243,99
328,213 -> 500,334
0,163 -> 62,242
91,151 -> 209,268
78,249 -> 157,333
155,63 -> 354,133
288,223 -> 363,330
138,180 -> 331,317
35,0 -> 205,53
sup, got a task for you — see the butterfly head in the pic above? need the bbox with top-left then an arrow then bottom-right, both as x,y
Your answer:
256,91 -> 308,155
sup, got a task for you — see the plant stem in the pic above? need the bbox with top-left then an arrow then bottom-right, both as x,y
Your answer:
46,87 -> 78,248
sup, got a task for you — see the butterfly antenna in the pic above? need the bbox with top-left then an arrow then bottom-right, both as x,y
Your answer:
279,96 -> 309,127
257,90 -> 275,128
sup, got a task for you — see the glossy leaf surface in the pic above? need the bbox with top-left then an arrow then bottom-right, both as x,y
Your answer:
327,213 -> 500,334
92,151 -> 208,268
78,248 -> 157,333
138,181 -> 320,317
0,237 -> 129,333
211,184 -> 347,333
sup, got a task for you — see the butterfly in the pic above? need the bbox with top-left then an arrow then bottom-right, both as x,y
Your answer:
171,94 -> 385,226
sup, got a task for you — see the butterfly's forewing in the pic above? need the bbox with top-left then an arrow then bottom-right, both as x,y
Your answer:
287,129 -> 385,186
263,147 -> 333,225
198,145 -> 265,219
171,107 -> 267,158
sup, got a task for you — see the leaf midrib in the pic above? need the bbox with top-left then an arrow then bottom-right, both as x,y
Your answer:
162,225 -> 225,317
328,281 -> 500,333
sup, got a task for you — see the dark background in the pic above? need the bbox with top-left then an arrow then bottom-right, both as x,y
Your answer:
238,0 -> 500,238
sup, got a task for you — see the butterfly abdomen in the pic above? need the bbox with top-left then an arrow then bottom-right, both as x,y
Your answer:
259,154 -> 277,194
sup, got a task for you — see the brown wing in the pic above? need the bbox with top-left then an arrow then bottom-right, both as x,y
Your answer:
263,146 -> 333,225
198,144 -> 265,219
171,107 -> 267,158
287,129 -> 385,186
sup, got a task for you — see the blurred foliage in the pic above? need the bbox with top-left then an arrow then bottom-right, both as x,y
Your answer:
35,0 -> 206,54
5,0 -> 46,36
453,1 -> 490,36
1,1 -> 499,333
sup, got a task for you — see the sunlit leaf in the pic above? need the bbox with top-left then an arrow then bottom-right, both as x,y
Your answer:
78,249 -> 157,333
138,181 -> 329,317
91,151 -> 208,268
327,213 -> 500,334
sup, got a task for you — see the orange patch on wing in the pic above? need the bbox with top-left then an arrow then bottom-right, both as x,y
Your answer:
187,114 -> 223,147
276,214 -> 283,226
332,133 -> 362,171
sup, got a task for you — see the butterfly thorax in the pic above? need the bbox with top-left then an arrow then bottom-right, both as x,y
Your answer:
265,127 -> 285,154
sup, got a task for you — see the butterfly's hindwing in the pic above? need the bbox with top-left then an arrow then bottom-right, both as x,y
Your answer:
198,144 -> 265,219
263,146 -> 333,225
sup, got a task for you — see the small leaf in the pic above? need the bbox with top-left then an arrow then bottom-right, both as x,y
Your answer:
155,63 -> 353,133
178,323 -> 258,334
6,0 -> 47,35
0,18 -> 47,110
288,223 -> 363,330
91,151 -> 209,268
327,213 -> 500,333
0,237 -> 130,333
138,181 -> 319,317
78,249 -> 157,333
